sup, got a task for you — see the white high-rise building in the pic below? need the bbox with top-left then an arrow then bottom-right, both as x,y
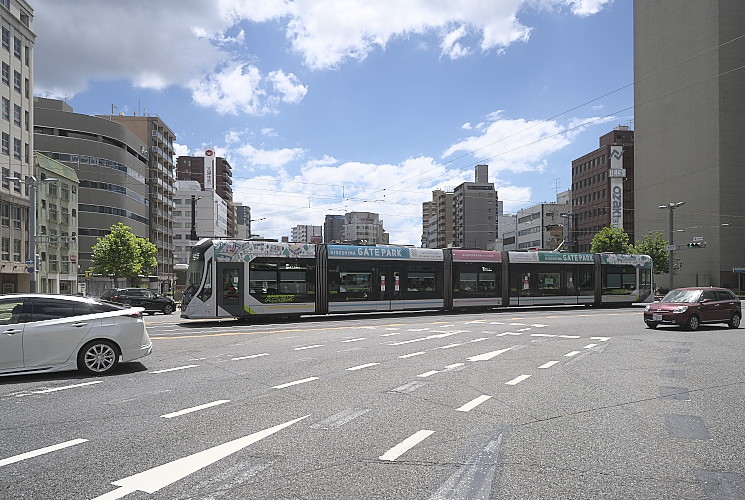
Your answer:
291,224 -> 322,243
173,181 -> 229,264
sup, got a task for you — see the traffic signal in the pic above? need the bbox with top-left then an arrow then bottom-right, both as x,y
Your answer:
687,242 -> 707,248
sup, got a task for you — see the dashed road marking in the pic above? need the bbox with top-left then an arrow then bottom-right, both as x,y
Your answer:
347,363 -> 379,371
506,374 -> 531,385
0,439 -> 88,467
379,430 -> 434,461
456,395 -> 492,412
161,400 -> 230,419
538,361 -> 559,369
272,377 -> 319,389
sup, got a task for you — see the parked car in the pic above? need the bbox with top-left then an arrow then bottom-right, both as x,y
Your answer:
644,287 -> 741,330
0,294 -> 152,376
100,288 -> 177,315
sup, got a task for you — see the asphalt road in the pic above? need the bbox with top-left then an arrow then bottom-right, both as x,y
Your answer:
1,306 -> 744,499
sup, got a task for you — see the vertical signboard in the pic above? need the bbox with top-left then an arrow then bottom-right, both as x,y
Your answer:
609,146 -> 626,229
204,149 -> 216,190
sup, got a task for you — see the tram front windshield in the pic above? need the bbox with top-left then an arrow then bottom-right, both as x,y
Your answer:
182,241 -> 209,307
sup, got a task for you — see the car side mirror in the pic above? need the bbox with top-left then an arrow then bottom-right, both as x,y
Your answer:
701,298 -> 711,303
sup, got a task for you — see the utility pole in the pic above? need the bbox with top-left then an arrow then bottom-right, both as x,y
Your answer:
659,201 -> 685,290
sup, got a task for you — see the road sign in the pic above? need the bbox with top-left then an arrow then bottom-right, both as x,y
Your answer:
69,254 -> 77,262
666,244 -> 678,251
27,267 -> 34,273
693,236 -> 703,241
25,259 -> 33,265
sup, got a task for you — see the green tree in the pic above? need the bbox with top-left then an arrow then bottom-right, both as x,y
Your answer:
590,226 -> 632,254
631,231 -> 669,276
91,223 -> 156,287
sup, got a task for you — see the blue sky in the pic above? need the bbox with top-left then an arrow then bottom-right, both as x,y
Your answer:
32,0 -> 633,245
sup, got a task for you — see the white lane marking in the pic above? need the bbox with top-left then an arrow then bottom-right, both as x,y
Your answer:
150,365 -> 199,374
456,395 -> 492,412
438,343 -> 461,349
509,323 -> 526,326
92,416 -> 309,500
0,439 -> 88,467
379,430 -> 435,461
470,338 -> 488,342
467,347 -> 514,362
444,363 -> 465,370
346,363 -> 379,371
342,338 -> 366,343
380,332 -> 402,337
294,344 -> 323,351
538,361 -> 559,369
531,324 -> 548,327
399,351 -> 425,359
505,374 -> 531,385
496,331 -> 522,336
417,370 -> 439,378
385,327 -> 400,331
515,328 -> 532,332
359,326 -> 377,330
161,400 -> 230,419
388,331 -> 463,346
272,377 -> 319,389
31,381 -> 102,394
558,335 -> 581,339
489,322 -> 505,325
465,320 -> 486,324
530,334 -> 556,338
590,337 -> 611,342
407,328 -> 430,331
231,353 -> 269,361
583,344 -> 598,349
564,351 -> 581,357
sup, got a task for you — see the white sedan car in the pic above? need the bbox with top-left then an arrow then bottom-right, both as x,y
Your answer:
0,294 -> 152,376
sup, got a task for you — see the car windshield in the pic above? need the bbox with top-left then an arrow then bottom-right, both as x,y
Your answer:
662,289 -> 702,303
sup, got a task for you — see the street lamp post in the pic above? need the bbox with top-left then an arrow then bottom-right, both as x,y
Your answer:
659,201 -> 685,291
5,175 -> 58,293
561,213 -> 576,252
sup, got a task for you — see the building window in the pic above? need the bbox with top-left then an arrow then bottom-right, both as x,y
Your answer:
1,97 -> 7,121
13,70 -> 20,93
24,110 -> 28,130
13,238 -> 20,261
1,62 -> 7,85
13,104 -> 19,126
24,77 -> 28,98
13,36 -> 20,59
12,137 -> 20,159
11,205 -> 20,229
1,237 -> 8,260
49,203 -> 58,221
0,202 -> 8,226
24,45 -> 29,66
1,27 -> 7,50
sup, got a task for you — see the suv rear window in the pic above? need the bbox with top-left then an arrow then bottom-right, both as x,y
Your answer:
100,290 -> 118,299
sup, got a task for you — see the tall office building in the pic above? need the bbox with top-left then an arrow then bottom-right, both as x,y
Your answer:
104,114 -> 176,292
634,1 -> 745,291
571,127 -> 635,252
342,212 -> 388,244
34,98 -> 151,295
173,180 -> 229,264
453,164 -> 498,249
235,202 -> 251,239
324,214 -> 344,243
291,224 -> 322,243
177,153 -> 235,237
0,0 -> 34,293
421,189 -> 454,249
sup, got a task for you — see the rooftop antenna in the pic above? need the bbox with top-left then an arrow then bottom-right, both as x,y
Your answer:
552,178 -> 561,197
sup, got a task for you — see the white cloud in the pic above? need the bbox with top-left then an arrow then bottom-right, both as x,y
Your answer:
267,70 -> 309,104
441,25 -> 471,59
462,122 -> 473,130
236,144 -> 306,169
173,142 -> 190,157
33,0 -> 610,113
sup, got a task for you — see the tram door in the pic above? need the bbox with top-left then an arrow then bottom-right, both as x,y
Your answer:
217,262 -> 245,317
376,265 -> 403,312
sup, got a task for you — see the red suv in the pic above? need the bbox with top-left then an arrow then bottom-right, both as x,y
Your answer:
644,287 -> 741,330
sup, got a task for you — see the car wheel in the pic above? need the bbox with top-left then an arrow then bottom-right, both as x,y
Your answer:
645,322 -> 658,329
162,304 -> 173,315
78,340 -> 119,375
728,312 -> 741,329
685,315 -> 700,331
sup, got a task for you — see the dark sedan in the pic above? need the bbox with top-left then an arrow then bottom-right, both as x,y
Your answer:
100,288 -> 177,315
644,287 -> 741,330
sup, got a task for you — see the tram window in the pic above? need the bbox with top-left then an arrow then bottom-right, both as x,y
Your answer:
222,269 -> 239,305
279,270 -> 307,294
603,265 -> 636,294
458,273 -> 478,292
198,264 -> 213,302
578,269 -> 594,296
408,272 -> 435,292
249,270 -> 278,294
566,272 -> 577,295
340,271 -> 372,293
537,272 -> 561,296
